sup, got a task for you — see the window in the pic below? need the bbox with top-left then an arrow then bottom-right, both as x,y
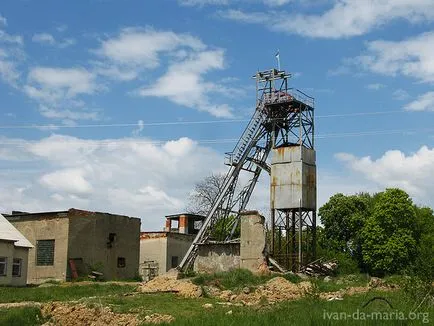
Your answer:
0,257 -> 7,276
107,233 -> 116,248
12,258 -> 22,277
36,240 -> 55,266
117,257 -> 126,268
171,256 -> 179,268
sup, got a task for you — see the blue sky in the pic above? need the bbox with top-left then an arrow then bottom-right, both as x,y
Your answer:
0,0 -> 433,230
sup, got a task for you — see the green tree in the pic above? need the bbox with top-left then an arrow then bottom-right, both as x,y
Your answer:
412,206 -> 434,281
360,188 -> 419,276
318,192 -> 372,264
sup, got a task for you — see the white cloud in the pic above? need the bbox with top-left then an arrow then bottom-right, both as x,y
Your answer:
137,49 -> 234,117
404,92 -> 434,112
179,0 -> 229,5
0,58 -> 20,86
0,30 -> 23,44
355,31 -> 434,83
32,33 -> 75,48
0,14 -> 7,26
93,27 -> 234,117
32,33 -> 55,45
336,146 -> 434,204
27,67 -> 97,97
39,106 -> 100,121
132,120 -> 144,136
219,0 -> 434,38
179,0 -> 292,6
393,89 -> 410,101
23,67 -> 102,121
95,27 -> 205,70
366,83 -> 386,90
39,167 -> 93,195
0,134 -> 224,230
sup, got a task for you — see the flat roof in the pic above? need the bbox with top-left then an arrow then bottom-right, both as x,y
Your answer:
165,213 -> 205,220
3,208 -> 139,221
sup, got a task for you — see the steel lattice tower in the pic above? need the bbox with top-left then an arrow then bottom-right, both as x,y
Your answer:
179,69 -> 316,272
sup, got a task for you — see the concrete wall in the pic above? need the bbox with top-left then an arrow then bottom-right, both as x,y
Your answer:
9,214 -> 70,283
240,211 -> 267,272
193,211 -> 267,274
166,233 -> 194,271
194,243 -> 240,273
139,233 -> 167,277
68,210 -> 140,280
10,246 -> 29,287
0,240 -> 14,286
139,232 -> 194,277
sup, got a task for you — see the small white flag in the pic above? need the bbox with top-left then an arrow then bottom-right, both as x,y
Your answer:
275,50 -> 281,70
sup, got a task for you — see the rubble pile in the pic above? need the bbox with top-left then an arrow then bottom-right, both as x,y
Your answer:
138,275 -> 202,298
219,277 -> 312,305
41,302 -> 140,326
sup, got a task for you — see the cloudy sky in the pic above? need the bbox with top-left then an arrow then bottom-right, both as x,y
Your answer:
0,0 -> 433,230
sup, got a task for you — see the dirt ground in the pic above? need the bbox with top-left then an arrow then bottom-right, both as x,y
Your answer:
137,275 -> 202,298
41,302 -> 174,325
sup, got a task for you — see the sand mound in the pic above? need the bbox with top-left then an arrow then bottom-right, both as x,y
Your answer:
138,276 -> 202,298
41,302 -> 140,326
221,277 -> 312,305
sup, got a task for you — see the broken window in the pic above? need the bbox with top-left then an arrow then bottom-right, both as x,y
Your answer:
0,257 -> 7,276
117,257 -> 126,268
171,256 -> 178,268
107,233 -> 117,248
36,240 -> 55,266
12,258 -> 21,277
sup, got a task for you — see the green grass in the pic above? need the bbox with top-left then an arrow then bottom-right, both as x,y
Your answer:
0,307 -> 45,326
0,283 -> 136,303
87,289 -> 432,326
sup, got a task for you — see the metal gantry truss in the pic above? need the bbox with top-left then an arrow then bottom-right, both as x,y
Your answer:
179,69 -> 316,271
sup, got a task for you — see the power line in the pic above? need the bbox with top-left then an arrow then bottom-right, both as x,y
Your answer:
0,127 -> 431,148
0,110 -> 409,130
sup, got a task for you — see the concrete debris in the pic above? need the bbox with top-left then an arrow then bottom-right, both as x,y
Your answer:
242,287 -> 250,294
143,314 -> 175,324
138,275 -> 202,298
368,277 -> 384,288
203,285 -> 222,297
300,258 -> 338,276
41,302 -> 140,326
323,276 -> 332,283
225,310 -> 233,315
219,277 -> 312,305
202,303 -> 213,309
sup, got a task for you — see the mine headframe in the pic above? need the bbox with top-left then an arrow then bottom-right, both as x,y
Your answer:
179,69 -> 316,271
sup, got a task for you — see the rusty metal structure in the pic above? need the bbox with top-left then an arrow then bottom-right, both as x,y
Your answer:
179,68 -> 316,271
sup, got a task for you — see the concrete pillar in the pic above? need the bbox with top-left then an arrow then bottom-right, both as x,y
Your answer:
165,219 -> 171,232
240,210 -> 267,273
179,215 -> 188,234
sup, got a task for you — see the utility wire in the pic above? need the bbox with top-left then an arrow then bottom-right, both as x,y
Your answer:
0,110 -> 408,130
0,127 -> 431,147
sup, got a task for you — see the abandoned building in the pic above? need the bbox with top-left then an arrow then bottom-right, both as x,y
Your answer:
4,209 -> 140,284
0,213 -> 33,286
194,211 -> 267,274
139,213 -> 204,280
